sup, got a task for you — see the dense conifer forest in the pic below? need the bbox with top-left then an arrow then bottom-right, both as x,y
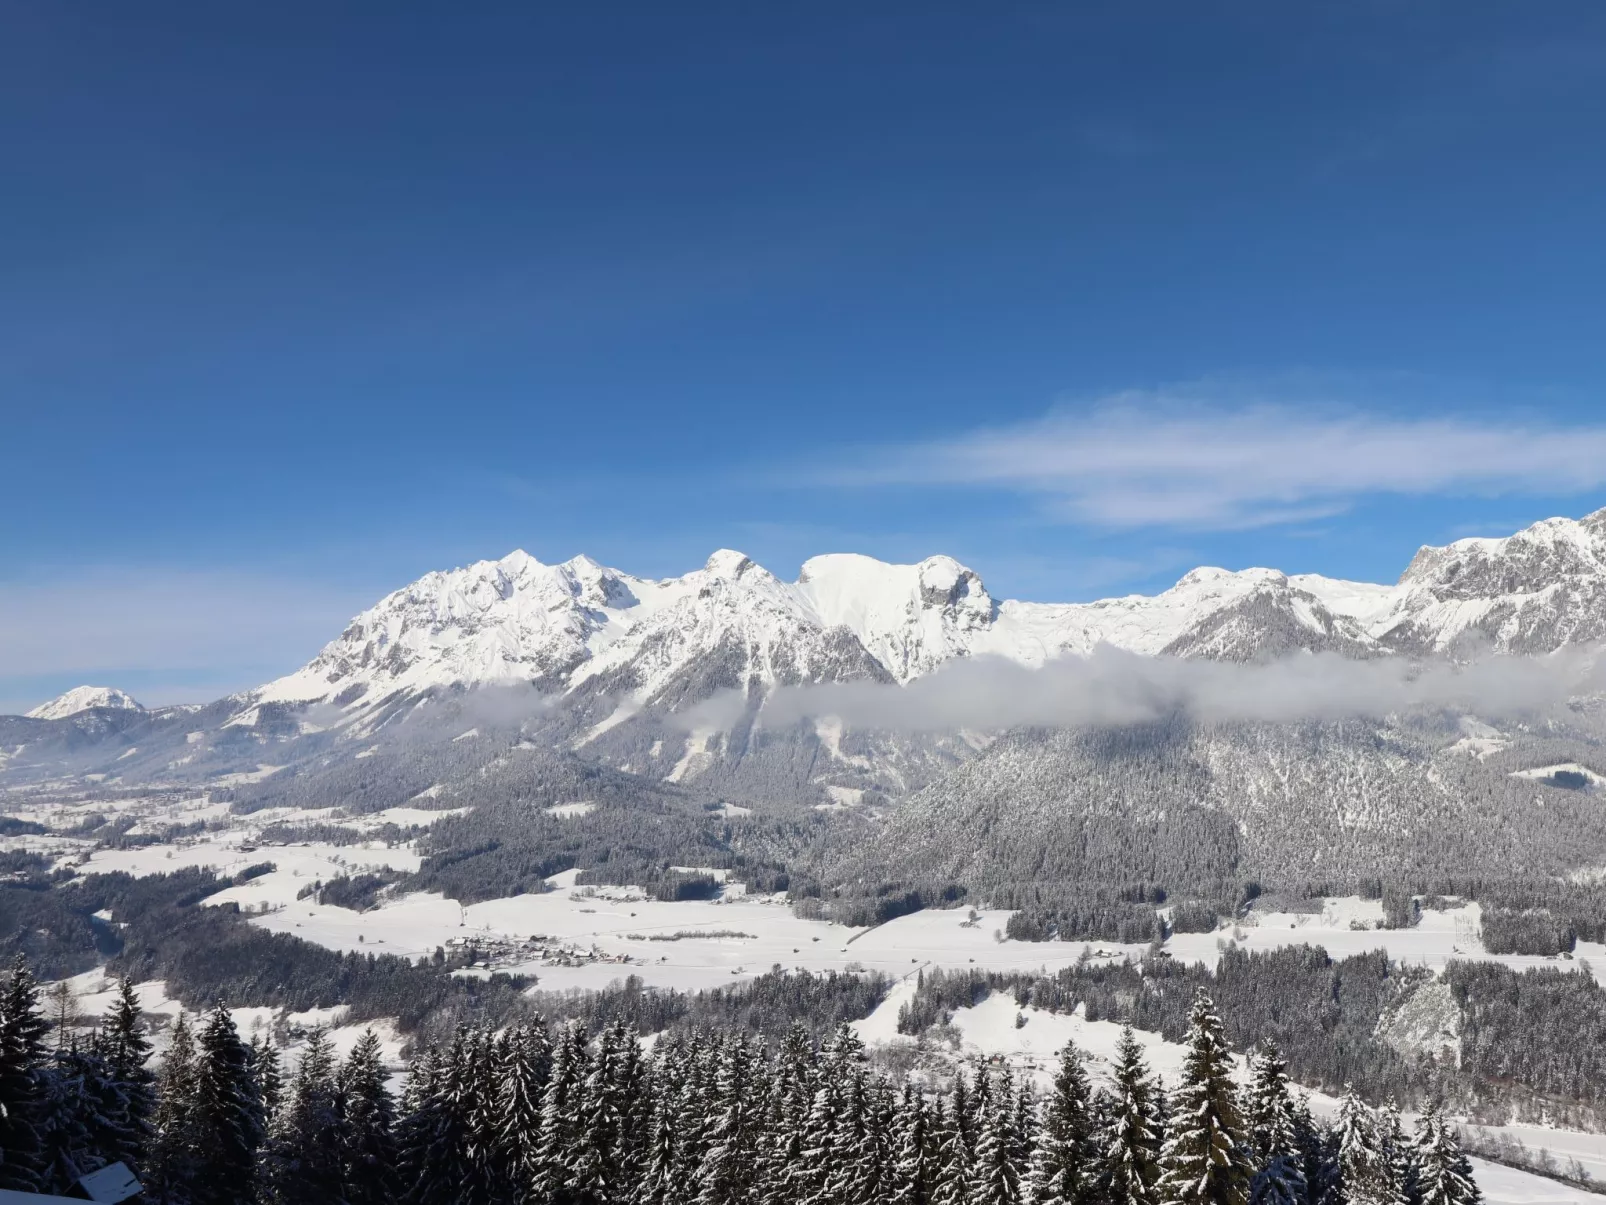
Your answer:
0,956 -> 1482,1205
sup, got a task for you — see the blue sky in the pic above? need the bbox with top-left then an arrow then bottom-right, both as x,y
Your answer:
5,2 -> 1606,710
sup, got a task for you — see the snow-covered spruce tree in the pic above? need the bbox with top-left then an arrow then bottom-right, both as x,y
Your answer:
1244,1043 -> 1307,1205
147,1013 -> 200,1203
399,1040 -> 440,1119
494,1021 -> 550,1203
38,1042 -> 99,1192
1032,1039 -> 1098,1205
609,1020 -> 649,1190
1100,1026 -> 1162,1205
1414,1107 -> 1480,1205
464,1026 -> 504,1196
823,1064 -> 880,1205
695,1032 -> 759,1205
868,1072 -> 900,1204
532,1019 -> 594,1205
677,1031 -> 719,1171
758,1025 -> 814,1205
261,1027 -> 343,1205
337,1028 -> 396,1205
0,954 -> 49,1193
1335,1088 -> 1394,1205
636,1073 -> 688,1205
968,1068 -> 1024,1205
1376,1102 -> 1417,1205
568,1019 -> 640,1205
98,975 -> 156,1173
930,1087 -> 973,1205
1010,1075 -> 1036,1176
1290,1096 -> 1337,1205
188,1002 -> 266,1205
1156,990 -> 1253,1205
396,1029 -> 481,1205
250,1036 -> 283,1128
966,1064 -> 992,1160
888,1082 -> 935,1205
795,1027 -> 852,1205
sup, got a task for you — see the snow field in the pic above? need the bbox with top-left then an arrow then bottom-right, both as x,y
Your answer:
81,834 -> 421,916
1470,1159 -> 1601,1204
239,890 -> 1147,993
1169,896 -> 1606,977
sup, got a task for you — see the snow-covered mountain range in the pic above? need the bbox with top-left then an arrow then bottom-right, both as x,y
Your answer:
239,504 -> 1606,720
7,506 -> 1606,903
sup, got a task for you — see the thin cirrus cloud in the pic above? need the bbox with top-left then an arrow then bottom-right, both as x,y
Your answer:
837,397 -> 1606,530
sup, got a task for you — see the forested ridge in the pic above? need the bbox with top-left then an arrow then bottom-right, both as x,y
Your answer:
0,956 -> 1481,1205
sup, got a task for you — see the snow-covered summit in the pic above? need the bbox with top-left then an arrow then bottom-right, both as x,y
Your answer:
797,553 -> 995,681
26,686 -> 145,721
247,504 -> 1606,715
1372,506 -> 1606,653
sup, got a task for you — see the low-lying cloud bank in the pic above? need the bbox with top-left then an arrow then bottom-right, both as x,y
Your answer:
683,647 -> 1606,734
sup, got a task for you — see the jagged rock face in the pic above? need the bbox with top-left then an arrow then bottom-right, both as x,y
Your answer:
1157,577 -> 1382,662
1374,508 -> 1606,654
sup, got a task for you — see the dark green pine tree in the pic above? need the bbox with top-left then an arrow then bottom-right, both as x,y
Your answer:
1031,1040 -> 1099,1205
1376,1103 -> 1417,1205
533,1019 -> 592,1205
967,1069 -> 1023,1205
636,1074 -> 688,1205
1290,1096 -> 1337,1205
463,1027 -> 503,1201
569,1020 -> 634,1205
250,1036 -> 284,1130
1413,1108 -> 1479,1205
796,1039 -> 845,1205
930,1089 -> 973,1205
1009,1076 -> 1035,1178
337,1028 -> 396,1205
1335,1089 -> 1394,1205
397,1028 -> 484,1205
147,1013 -> 200,1203
1156,991 -> 1253,1205
188,1002 -> 265,1205
1100,1026 -> 1162,1205
38,1042 -> 100,1192
261,1027 -> 343,1205
760,1026 -> 814,1205
1243,1043 -> 1306,1205
888,1082 -> 935,1205
98,977 -> 156,1174
494,1021 -> 550,1203
0,954 -> 49,1193
609,1021 -> 649,1191
695,1033 -> 757,1205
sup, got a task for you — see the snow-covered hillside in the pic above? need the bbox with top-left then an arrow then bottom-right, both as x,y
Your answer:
26,686 -> 144,720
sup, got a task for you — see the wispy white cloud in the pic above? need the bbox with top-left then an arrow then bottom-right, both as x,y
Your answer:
836,394 -> 1606,530
0,568 -> 372,712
